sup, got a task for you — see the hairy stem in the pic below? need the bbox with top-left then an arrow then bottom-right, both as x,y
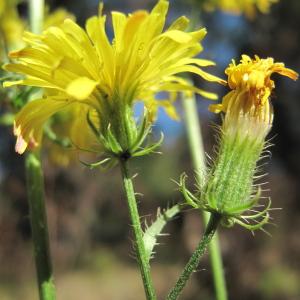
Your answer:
119,159 -> 157,300
167,213 -> 221,300
182,95 -> 228,300
26,152 -> 56,300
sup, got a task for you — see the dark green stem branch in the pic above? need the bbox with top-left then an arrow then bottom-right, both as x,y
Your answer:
26,152 -> 56,300
119,159 -> 157,300
166,213 -> 221,300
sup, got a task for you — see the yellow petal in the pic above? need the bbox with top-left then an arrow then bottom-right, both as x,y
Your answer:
85,15 -> 114,83
69,104 -> 101,150
159,30 -> 193,43
111,11 -> 127,52
66,77 -> 98,100
151,0 -> 169,17
160,65 -> 227,85
273,66 -> 299,81
158,82 -> 218,100
190,28 -> 207,41
208,104 -> 224,113
184,58 -> 216,67
159,100 -> 180,120
14,98 -> 71,154
167,16 -> 189,31
3,80 -> 24,88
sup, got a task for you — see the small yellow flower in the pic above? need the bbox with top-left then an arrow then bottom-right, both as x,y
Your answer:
204,0 -> 279,19
210,55 -> 298,137
4,0 -> 225,154
0,0 -> 25,59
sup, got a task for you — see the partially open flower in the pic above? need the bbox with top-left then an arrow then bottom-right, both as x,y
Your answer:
3,0 -> 225,160
180,55 -> 298,230
210,55 -> 298,141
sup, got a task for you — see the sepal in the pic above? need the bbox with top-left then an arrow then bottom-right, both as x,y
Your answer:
86,109 -> 164,165
178,173 -> 272,232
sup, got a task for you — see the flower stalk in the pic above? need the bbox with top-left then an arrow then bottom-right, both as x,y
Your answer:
119,159 -> 157,300
182,94 -> 228,300
167,213 -> 222,300
25,1 -> 56,299
26,152 -> 56,300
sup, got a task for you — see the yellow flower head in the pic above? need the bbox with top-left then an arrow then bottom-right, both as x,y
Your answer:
3,0 -> 225,154
210,55 -> 298,129
204,0 -> 278,19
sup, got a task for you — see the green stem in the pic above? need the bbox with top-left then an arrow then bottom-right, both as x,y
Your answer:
119,159 -> 157,300
29,0 -> 44,34
182,95 -> 228,300
167,213 -> 221,300
26,152 -> 56,300
26,1 -> 55,299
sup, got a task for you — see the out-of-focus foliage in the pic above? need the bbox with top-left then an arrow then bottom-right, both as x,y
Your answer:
0,0 -> 25,62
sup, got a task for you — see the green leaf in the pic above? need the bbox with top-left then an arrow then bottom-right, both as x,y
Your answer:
143,204 -> 181,262
132,132 -> 164,157
106,125 -> 123,154
79,157 -> 113,169
0,113 -> 14,126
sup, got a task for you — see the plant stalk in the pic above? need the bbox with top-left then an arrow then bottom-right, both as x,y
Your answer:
29,0 -> 44,34
119,159 -> 157,300
167,213 -> 221,300
26,152 -> 56,300
182,95 -> 228,300
26,1 -> 56,299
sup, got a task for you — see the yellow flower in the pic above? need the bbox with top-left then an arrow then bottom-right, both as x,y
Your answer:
4,0 -> 225,154
209,55 -> 298,138
0,0 -> 25,60
204,0 -> 278,19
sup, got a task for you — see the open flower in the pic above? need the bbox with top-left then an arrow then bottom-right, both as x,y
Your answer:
180,55 -> 298,230
3,0 -> 225,156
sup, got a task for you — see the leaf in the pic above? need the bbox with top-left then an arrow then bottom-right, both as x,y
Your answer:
143,204 -> 181,262
79,157 -> 112,169
132,132 -> 164,157
0,113 -> 15,126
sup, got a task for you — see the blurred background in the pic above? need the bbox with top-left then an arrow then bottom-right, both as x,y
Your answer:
0,0 -> 300,299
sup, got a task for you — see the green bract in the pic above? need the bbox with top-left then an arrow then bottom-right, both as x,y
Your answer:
180,126 -> 271,230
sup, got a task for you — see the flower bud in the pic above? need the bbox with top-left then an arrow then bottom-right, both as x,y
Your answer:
181,55 -> 298,230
